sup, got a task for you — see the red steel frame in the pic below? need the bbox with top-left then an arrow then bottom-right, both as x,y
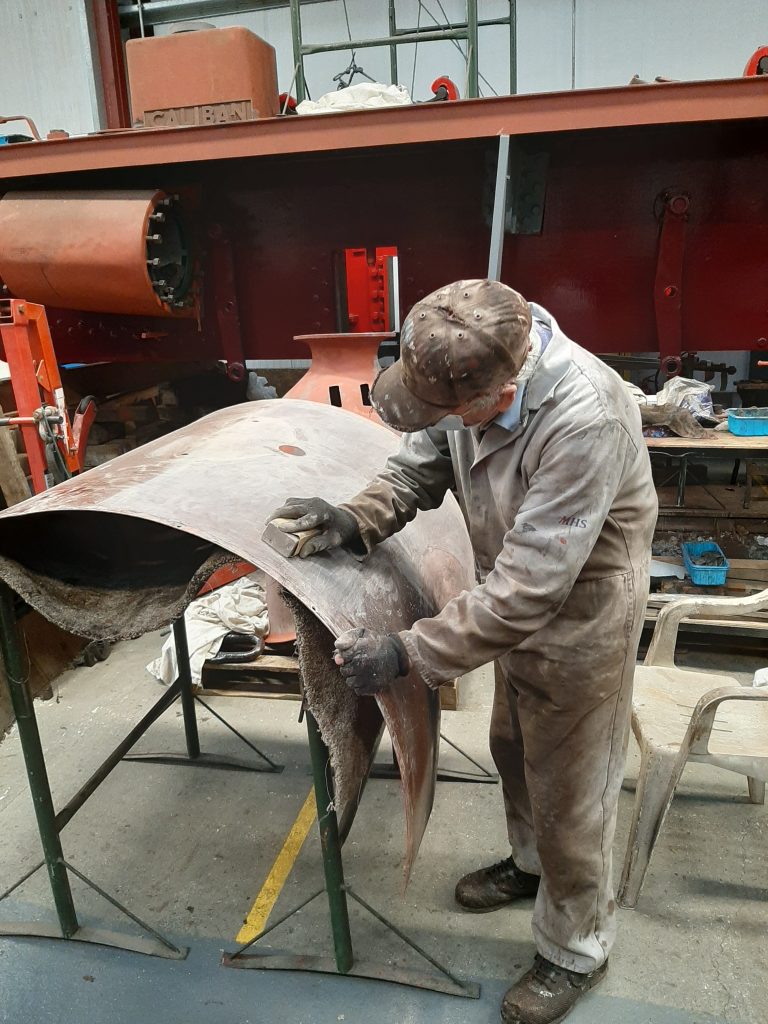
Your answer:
92,0 -> 131,131
0,77 -> 766,178
0,76 -> 766,370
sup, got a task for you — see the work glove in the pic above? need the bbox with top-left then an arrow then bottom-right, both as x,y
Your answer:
334,628 -> 410,695
266,497 -> 362,558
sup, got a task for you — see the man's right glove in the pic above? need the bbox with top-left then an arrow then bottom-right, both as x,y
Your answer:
266,497 -> 362,558
334,628 -> 410,695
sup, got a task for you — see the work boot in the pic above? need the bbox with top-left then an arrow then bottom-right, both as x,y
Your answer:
455,855 -> 539,912
500,954 -> 608,1024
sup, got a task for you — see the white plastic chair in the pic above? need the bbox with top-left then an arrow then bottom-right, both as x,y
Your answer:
618,588 -> 768,909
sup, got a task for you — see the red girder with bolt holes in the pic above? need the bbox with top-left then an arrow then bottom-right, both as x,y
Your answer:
0,78 -> 766,369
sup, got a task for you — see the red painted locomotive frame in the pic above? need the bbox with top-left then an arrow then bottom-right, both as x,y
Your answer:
0,76 -> 766,367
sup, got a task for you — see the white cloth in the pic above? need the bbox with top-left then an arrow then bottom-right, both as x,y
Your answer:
147,575 -> 268,687
297,82 -> 411,116
656,376 -> 714,417
626,376 -> 714,418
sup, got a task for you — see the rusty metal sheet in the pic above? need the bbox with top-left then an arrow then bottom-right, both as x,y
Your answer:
0,400 -> 473,881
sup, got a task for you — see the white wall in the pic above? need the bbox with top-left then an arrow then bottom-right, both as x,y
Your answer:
1,2 -> 765,138
0,1 -> 103,139
2,2 -> 766,135
153,0 -> 768,100
573,0 -> 768,88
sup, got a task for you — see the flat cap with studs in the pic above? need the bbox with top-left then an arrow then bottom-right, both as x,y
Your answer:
371,279 -> 532,432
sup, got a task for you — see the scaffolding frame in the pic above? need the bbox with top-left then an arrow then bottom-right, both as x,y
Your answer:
118,1 -> 517,103
289,0 -> 517,102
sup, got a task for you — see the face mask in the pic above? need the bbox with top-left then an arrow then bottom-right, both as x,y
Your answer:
432,414 -> 465,431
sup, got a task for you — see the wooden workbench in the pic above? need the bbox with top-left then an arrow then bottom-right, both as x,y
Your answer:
646,433 -> 768,507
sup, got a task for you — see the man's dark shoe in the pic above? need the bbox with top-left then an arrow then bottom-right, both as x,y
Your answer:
454,855 -> 539,912
500,954 -> 608,1024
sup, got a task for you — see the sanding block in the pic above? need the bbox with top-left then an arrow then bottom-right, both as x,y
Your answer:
261,518 -> 322,558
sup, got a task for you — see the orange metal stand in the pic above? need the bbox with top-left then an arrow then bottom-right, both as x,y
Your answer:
0,299 -> 95,493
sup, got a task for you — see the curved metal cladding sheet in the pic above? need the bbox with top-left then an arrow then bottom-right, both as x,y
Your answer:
0,400 -> 474,882
0,190 -> 195,318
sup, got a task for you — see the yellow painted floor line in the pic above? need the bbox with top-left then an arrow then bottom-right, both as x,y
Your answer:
236,787 -> 317,944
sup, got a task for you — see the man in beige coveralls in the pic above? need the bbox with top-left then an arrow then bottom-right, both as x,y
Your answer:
269,280 -> 658,1024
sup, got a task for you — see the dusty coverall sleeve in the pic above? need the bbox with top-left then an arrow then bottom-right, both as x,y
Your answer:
340,428 -> 456,552
399,418 -> 636,687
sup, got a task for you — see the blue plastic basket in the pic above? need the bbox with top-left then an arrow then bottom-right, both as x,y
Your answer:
681,541 -> 730,586
727,407 -> 768,436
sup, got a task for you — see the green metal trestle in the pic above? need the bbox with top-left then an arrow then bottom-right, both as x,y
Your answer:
0,585 -> 280,958
222,709 -> 480,999
0,583 -> 187,958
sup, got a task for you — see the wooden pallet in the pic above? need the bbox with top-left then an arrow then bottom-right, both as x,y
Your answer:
200,653 -> 460,710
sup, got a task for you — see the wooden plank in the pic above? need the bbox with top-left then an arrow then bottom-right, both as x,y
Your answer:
204,653 -> 299,674
728,558 -> 768,579
653,556 -> 768,570
199,649 -> 301,700
440,679 -> 458,711
199,686 -> 301,702
96,404 -> 158,425
0,404 -> 31,506
96,385 -> 161,411
199,674 -> 301,696
646,434 -> 768,451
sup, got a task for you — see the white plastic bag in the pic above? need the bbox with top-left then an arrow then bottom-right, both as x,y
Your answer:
656,376 -> 714,418
297,82 -> 411,116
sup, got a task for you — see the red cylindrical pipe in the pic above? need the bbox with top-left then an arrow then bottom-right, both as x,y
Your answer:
0,190 -> 195,317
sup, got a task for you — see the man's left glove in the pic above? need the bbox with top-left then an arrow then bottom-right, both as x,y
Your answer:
334,628 -> 410,695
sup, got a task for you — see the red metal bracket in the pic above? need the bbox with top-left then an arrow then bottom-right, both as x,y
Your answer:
654,191 -> 689,377
342,247 -> 398,333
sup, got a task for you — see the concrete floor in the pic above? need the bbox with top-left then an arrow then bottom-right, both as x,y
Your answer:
0,632 -> 765,1024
